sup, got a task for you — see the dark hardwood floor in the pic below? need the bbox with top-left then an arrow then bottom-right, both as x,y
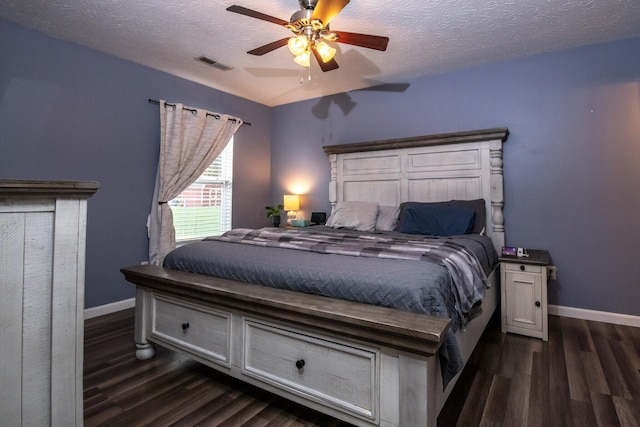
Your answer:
84,309 -> 640,426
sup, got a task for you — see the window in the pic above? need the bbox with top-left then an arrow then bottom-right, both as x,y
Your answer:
169,139 -> 233,242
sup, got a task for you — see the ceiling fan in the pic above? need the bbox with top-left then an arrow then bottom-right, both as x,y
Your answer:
227,0 -> 389,72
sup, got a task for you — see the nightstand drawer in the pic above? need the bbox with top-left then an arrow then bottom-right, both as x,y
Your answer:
151,294 -> 231,367
503,263 -> 543,274
242,318 -> 379,422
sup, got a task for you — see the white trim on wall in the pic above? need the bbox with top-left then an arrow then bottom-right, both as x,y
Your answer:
84,298 -> 135,319
549,304 -> 640,328
84,299 -> 640,329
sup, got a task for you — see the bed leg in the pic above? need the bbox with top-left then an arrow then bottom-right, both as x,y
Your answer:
135,342 -> 156,360
134,286 -> 155,360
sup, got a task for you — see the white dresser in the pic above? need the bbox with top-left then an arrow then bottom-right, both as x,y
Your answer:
0,180 -> 99,427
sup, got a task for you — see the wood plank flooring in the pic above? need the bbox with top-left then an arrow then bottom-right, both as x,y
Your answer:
84,309 -> 640,426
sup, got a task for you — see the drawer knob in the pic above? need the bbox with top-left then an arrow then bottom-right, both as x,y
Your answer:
535,301 -> 541,307
181,322 -> 190,331
520,265 -> 525,271
295,359 -> 305,370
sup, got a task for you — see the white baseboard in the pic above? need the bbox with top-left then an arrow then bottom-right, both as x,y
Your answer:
84,298 -> 135,320
549,304 -> 640,328
83,299 -> 640,328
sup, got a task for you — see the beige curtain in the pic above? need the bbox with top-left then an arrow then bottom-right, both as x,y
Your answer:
148,100 -> 242,265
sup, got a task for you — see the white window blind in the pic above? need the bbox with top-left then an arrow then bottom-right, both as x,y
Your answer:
169,140 -> 233,241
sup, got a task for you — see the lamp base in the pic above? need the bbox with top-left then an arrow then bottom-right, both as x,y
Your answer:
287,210 -> 297,225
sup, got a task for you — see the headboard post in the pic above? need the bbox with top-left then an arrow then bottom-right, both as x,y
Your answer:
328,153 -> 338,209
489,140 -> 505,249
324,128 -> 509,250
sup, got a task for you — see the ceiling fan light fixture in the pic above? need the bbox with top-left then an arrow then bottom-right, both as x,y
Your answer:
227,1 -> 389,73
288,35 -> 309,56
315,41 -> 336,63
294,51 -> 311,67
321,31 -> 338,42
311,19 -> 324,30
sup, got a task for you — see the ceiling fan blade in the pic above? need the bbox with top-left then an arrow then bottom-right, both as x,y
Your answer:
247,38 -> 290,56
226,5 -> 289,26
311,0 -> 350,26
334,31 -> 389,51
311,48 -> 339,72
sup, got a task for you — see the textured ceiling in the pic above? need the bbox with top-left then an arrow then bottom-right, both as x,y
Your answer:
2,0 -> 640,106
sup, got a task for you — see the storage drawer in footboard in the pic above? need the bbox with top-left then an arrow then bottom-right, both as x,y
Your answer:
151,294 -> 231,367
242,318 -> 380,423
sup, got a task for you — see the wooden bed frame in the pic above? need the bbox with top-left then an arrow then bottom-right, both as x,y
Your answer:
121,127 -> 509,427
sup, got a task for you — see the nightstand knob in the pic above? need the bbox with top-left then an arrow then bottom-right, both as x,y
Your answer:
296,359 -> 305,370
535,301 -> 541,307
181,322 -> 190,330
520,265 -> 525,271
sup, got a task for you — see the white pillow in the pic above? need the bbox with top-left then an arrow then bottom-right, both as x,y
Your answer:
375,205 -> 400,231
326,201 -> 379,231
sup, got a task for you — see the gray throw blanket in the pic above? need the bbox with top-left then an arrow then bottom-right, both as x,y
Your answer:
211,227 -> 488,329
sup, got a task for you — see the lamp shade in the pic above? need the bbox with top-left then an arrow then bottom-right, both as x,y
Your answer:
293,51 -> 311,67
315,41 -> 336,63
288,35 -> 309,56
283,194 -> 300,211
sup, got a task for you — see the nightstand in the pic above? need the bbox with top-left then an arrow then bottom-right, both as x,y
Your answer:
499,249 -> 551,341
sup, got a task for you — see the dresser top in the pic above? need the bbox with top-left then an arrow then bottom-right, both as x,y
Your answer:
0,180 -> 100,198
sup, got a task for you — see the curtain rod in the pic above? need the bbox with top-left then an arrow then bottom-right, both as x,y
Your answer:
148,99 -> 251,126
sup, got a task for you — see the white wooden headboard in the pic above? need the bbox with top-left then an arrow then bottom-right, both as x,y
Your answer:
323,128 -> 509,250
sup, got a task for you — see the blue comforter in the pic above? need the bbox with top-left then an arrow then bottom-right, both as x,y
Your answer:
163,226 -> 498,387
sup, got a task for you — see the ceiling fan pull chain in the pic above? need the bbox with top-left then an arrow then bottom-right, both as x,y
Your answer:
299,66 -> 312,84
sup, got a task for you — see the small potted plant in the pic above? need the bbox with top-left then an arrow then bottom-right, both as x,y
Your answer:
265,204 -> 284,227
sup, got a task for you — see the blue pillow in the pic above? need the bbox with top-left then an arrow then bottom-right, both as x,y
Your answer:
395,205 -> 476,236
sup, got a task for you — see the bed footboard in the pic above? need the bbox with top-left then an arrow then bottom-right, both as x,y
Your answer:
121,265 -> 451,427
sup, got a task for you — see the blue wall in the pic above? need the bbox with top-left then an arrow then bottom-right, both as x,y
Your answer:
1,20 -> 272,308
3,17 -> 640,316
272,36 -> 640,316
